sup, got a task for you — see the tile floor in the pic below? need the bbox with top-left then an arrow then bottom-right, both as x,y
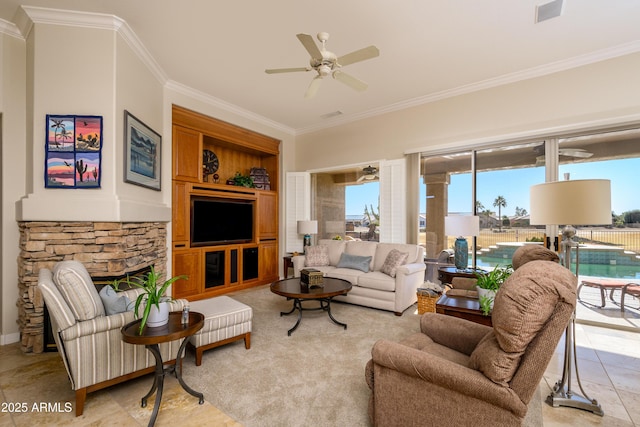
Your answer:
0,285 -> 638,426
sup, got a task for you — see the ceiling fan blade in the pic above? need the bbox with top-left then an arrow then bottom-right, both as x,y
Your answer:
337,45 -> 379,66
357,175 -> 366,182
297,33 -> 322,60
304,76 -> 323,99
265,67 -> 310,74
333,71 -> 368,92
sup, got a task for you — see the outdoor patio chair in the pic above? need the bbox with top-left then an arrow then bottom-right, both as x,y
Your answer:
620,283 -> 640,311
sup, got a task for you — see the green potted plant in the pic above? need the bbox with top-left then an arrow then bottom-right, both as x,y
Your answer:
230,172 -> 255,188
475,264 -> 513,314
116,266 -> 187,334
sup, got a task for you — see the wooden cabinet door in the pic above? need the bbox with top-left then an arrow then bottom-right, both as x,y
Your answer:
172,181 -> 189,243
173,250 -> 202,299
257,191 -> 277,240
259,242 -> 278,281
172,126 -> 201,182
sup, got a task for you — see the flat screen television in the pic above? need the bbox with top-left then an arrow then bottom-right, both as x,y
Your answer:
190,196 -> 254,246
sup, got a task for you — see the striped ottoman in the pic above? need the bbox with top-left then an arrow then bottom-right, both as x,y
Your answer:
187,296 -> 252,366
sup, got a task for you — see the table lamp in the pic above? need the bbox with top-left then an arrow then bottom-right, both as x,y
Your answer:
530,178 -> 610,416
444,215 -> 480,271
297,220 -> 318,252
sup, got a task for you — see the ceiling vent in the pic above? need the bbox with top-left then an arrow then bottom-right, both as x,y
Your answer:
536,0 -> 564,23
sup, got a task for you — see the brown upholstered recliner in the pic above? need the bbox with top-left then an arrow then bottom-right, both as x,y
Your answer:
366,245 -> 575,426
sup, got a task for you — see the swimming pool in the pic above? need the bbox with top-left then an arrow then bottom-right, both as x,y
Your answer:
475,252 -> 640,279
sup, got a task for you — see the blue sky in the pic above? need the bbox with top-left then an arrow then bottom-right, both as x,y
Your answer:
345,158 -> 639,216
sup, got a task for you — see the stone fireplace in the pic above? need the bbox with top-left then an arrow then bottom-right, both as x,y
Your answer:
18,221 -> 168,353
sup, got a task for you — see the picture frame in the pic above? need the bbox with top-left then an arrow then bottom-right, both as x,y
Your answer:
45,114 -> 102,188
124,110 -> 161,191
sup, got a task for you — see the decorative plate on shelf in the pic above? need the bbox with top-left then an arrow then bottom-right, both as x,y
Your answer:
203,149 -> 219,174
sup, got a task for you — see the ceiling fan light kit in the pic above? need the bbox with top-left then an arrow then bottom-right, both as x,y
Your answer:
265,32 -> 379,98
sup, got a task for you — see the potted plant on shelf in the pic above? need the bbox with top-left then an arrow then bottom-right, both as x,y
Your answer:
116,266 -> 187,334
230,172 -> 255,188
475,265 -> 513,315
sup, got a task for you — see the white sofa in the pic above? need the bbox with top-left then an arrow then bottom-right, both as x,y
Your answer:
292,239 -> 426,315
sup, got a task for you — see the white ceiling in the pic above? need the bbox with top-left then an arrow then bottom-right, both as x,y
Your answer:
2,0 -> 640,134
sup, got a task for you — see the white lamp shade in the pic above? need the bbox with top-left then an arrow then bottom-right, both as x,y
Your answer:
297,220 -> 318,235
530,179 -> 611,225
445,215 -> 480,237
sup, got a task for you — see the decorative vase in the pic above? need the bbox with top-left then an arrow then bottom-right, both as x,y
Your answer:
476,287 -> 496,308
145,301 -> 170,328
453,237 -> 468,270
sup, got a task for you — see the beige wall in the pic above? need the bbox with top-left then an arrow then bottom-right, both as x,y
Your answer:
17,21 -> 172,222
294,53 -> 640,171
0,30 -> 27,344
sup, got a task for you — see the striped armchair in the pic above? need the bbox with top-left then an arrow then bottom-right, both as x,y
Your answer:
37,261 -> 188,416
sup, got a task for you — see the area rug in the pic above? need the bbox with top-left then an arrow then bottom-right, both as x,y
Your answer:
182,285 -> 542,427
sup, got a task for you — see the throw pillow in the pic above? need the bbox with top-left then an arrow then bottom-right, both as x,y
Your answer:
336,253 -> 372,273
305,245 -> 330,267
98,285 -> 132,316
380,249 -> 409,278
53,261 -> 105,321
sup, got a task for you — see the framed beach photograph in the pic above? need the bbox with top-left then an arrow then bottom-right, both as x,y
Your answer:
124,110 -> 161,191
45,114 -> 102,188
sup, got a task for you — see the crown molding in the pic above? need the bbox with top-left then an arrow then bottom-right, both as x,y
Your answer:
19,6 -> 167,85
0,18 -> 22,39
165,80 -> 295,136
297,40 -> 640,135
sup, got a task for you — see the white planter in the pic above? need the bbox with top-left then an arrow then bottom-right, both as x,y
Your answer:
142,301 -> 170,328
476,287 -> 497,308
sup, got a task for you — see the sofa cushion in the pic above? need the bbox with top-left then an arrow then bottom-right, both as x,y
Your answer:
511,244 -> 559,270
345,241 -> 378,270
380,249 -> 409,278
53,261 -> 105,321
318,239 -> 346,266
336,253 -> 372,272
357,271 -> 396,292
328,267 -> 367,284
468,331 -> 521,386
99,285 -> 133,315
374,243 -> 423,270
304,245 -> 330,267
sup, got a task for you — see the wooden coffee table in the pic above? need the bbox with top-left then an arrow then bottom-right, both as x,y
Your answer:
270,277 -> 352,335
435,294 -> 492,327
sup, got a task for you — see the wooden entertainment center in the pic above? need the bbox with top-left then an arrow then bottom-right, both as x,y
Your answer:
171,105 -> 280,300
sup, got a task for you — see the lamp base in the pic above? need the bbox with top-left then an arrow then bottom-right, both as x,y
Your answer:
453,237 -> 468,271
546,387 -> 603,415
303,234 -> 311,251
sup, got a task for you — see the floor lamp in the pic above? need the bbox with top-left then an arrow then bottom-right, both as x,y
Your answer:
530,178 -> 610,416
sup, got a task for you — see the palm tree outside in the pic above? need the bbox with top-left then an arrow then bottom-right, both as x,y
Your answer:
493,196 -> 507,232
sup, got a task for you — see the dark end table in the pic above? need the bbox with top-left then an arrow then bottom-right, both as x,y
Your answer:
435,294 -> 492,327
270,277 -> 352,335
121,311 -> 204,426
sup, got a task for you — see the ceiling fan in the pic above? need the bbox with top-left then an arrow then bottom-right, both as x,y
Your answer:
265,32 -> 379,99
533,144 -> 593,165
357,165 -> 379,182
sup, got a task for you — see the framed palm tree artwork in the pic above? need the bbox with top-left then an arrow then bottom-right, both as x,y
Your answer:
45,114 -> 102,188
